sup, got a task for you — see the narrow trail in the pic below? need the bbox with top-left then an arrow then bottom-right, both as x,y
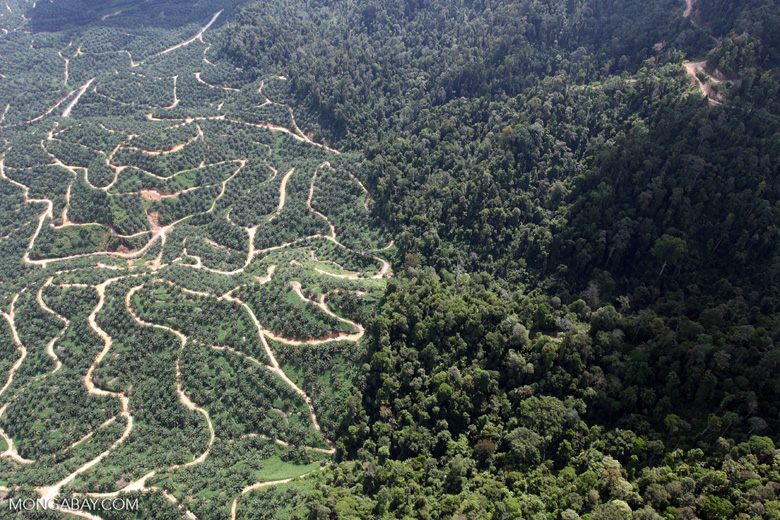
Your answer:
220,293 -> 282,371
125,285 -> 215,468
62,78 -> 95,117
290,281 -> 364,340
682,0 -> 720,42
203,237 -> 228,250
36,277 -> 65,373
270,168 -> 295,220
219,292 -> 334,449
230,476 -> 303,520
207,159 -> 245,214
101,9 -> 123,21
0,222 -> 30,244
139,111 -> 338,154
92,88 -> 156,109
180,286 -> 212,298
684,0 -> 695,18
201,34 -> 217,67
194,71 -> 239,92
67,416 -> 117,451
308,163 -> 336,238
313,245 -> 391,280
240,119 -> 339,154
310,249 -> 345,271
684,61 -> 724,106
130,125 -> 200,156
240,431 -> 334,454
163,491 -> 199,520
282,103 -> 337,153
208,341 -> 335,454
62,182 -> 73,224
122,50 -> 140,68
165,75 -> 179,109
58,49 -> 69,85
346,169 -> 371,212
252,235 -> 330,258
24,90 -> 77,124
0,294 -> 26,399
245,226 -> 258,269
256,264 -> 276,284
373,239 -> 394,252
129,157 -> 233,182
36,278 -> 135,504
159,10 -> 223,56
288,107 -> 308,140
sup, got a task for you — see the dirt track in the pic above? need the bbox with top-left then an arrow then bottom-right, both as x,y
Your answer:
0,58 -> 389,512
684,0 -> 695,18
0,295 -> 25,397
684,61 -> 724,106
62,78 -> 95,117
36,278 -> 136,504
36,278 -> 65,373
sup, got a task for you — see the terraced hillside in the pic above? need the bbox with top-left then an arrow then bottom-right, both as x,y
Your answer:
0,1 -> 392,518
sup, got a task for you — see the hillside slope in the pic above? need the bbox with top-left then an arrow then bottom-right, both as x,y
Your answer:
220,0 -> 780,519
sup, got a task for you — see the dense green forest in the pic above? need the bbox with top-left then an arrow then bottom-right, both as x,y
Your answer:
1,0 -> 779,518
218,0 -> 780,518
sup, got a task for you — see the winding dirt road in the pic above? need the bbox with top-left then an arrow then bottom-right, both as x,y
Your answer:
160,10 -> 223,56
308,163 -> 336,238
131,124 -> 201,156
684,61 -> 724,106
684,0 -> 695,18
0,51 -> 392,511
36,278 -> 65,373
125,285 -> 215,468
0,294 -> 26,399
36,278 -> 136,504
230,477 -> 297,520
194,71 -> 240,92
219,291 -> 334,449
256,264 -> 276,284
165,75 -> 179,109
270,168 -> 295,220
289,281 -> 364,342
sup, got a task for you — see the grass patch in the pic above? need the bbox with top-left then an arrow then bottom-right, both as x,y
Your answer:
254,455 -> 322,482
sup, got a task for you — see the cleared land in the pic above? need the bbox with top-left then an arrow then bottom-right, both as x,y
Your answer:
0,4 -> 393,518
